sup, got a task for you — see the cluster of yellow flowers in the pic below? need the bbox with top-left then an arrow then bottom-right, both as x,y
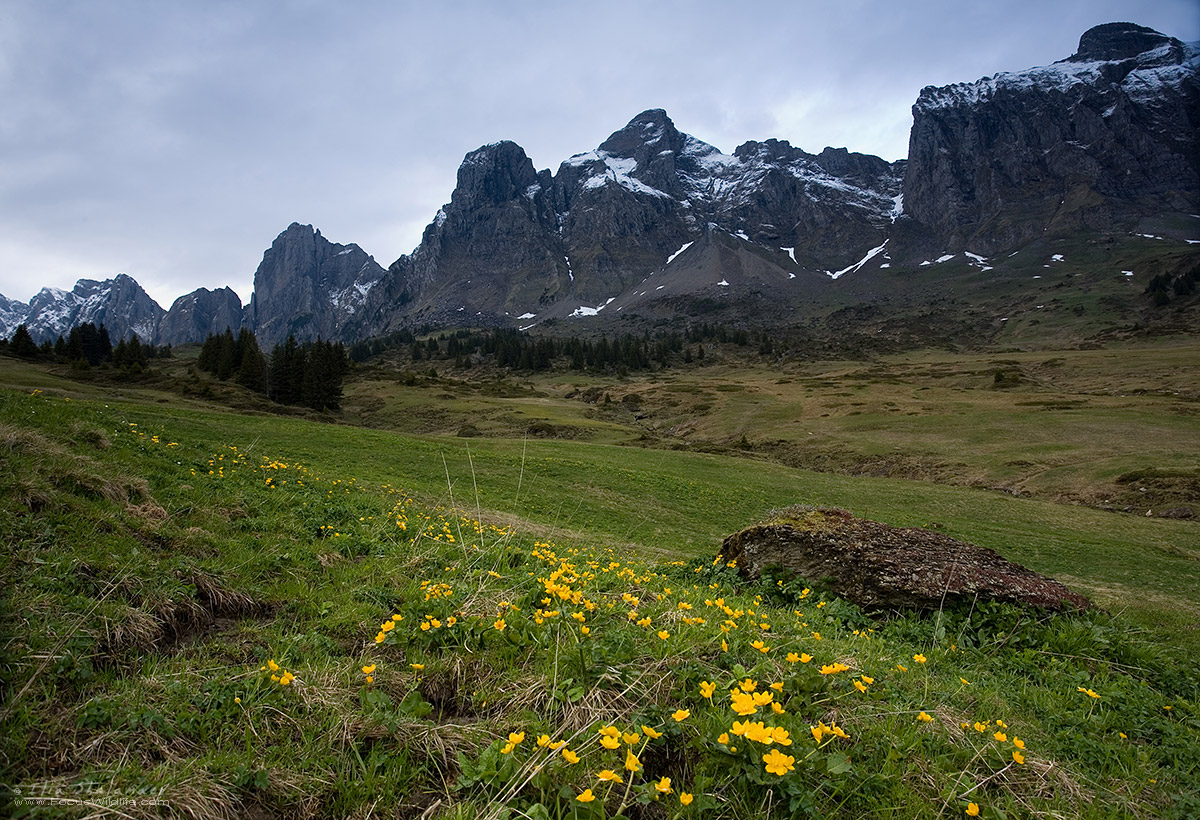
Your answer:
960,718 -> 1028,765
260,659 -> 294,686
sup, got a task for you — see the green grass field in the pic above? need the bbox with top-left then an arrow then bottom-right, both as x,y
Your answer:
1,341 -> 1198,819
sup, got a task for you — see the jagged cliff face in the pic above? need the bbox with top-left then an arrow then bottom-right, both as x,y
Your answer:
903,22 -> 1200,255
247,223 -> 387,347
376,142 -> 567,330
157,287 -> 246,346
375,108 -> 904,329
15,274 -> 165,342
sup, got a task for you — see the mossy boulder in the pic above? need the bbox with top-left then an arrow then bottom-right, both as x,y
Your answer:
720,506 -> 1091,611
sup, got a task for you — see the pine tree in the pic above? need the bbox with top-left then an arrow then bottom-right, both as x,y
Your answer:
234,329 -> 267,393
10,324 -> 38,357
214,328 -> 238,380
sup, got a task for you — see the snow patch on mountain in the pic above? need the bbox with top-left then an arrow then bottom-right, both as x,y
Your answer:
830,242 -> 889,279
570,297 -> 616,318
666,241 -> 694,265
569,151 -> 672,199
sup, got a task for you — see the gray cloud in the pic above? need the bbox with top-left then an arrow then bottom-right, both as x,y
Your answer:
1,0 -> 1195,307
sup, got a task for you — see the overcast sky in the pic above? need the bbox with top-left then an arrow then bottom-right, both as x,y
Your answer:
1,0 -> 1196,308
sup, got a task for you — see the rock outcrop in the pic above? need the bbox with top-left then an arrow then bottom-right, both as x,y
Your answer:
246,223 -> 387,347
719,507 -> 1091,611
157,286 -> 245,345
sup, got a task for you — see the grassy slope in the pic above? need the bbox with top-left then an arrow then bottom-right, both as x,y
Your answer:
1,359 -> 1199,818
337,339 -> 1200,512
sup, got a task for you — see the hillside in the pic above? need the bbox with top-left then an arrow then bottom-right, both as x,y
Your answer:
1,348 -> 1198,818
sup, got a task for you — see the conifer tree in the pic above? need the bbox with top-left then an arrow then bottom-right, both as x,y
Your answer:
10,324 -> 38,357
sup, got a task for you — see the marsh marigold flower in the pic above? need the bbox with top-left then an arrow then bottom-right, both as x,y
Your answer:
679,792 -> 694,805
642,725 -> 663,739
762,748 -> 796,776
966,803 -> 980,817
577,789 -> 596,803
672,709 -> 690,722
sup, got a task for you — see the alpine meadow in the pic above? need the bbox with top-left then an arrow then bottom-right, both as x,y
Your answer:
2,18 -> 1199,820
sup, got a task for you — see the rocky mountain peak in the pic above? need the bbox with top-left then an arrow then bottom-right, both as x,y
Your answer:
248,222 -> 386,346
1067,22 -> 1184,64
598,109 -> 686,159
451,141 -> 541,211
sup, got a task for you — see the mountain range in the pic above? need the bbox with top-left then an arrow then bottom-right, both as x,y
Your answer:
3,22 -> 1197,348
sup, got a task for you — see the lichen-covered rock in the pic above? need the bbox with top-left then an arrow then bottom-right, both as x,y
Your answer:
719,507 -> 1091,612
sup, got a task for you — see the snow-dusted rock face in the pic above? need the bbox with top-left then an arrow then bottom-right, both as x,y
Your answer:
16,274 -> 165,343
246,223 -> 386,346
903,22 -> 1200,254
157,286 -> 245,345
380,108 -> 904,329
0,294 -> 30,339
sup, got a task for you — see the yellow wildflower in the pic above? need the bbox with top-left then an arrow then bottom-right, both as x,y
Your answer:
577,789 -> 596,802
762,748 -> 796,776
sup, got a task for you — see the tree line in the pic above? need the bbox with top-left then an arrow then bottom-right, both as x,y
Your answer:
196,328 -> 349,411
3,322 -> 168,369
348,322 -> 768,374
